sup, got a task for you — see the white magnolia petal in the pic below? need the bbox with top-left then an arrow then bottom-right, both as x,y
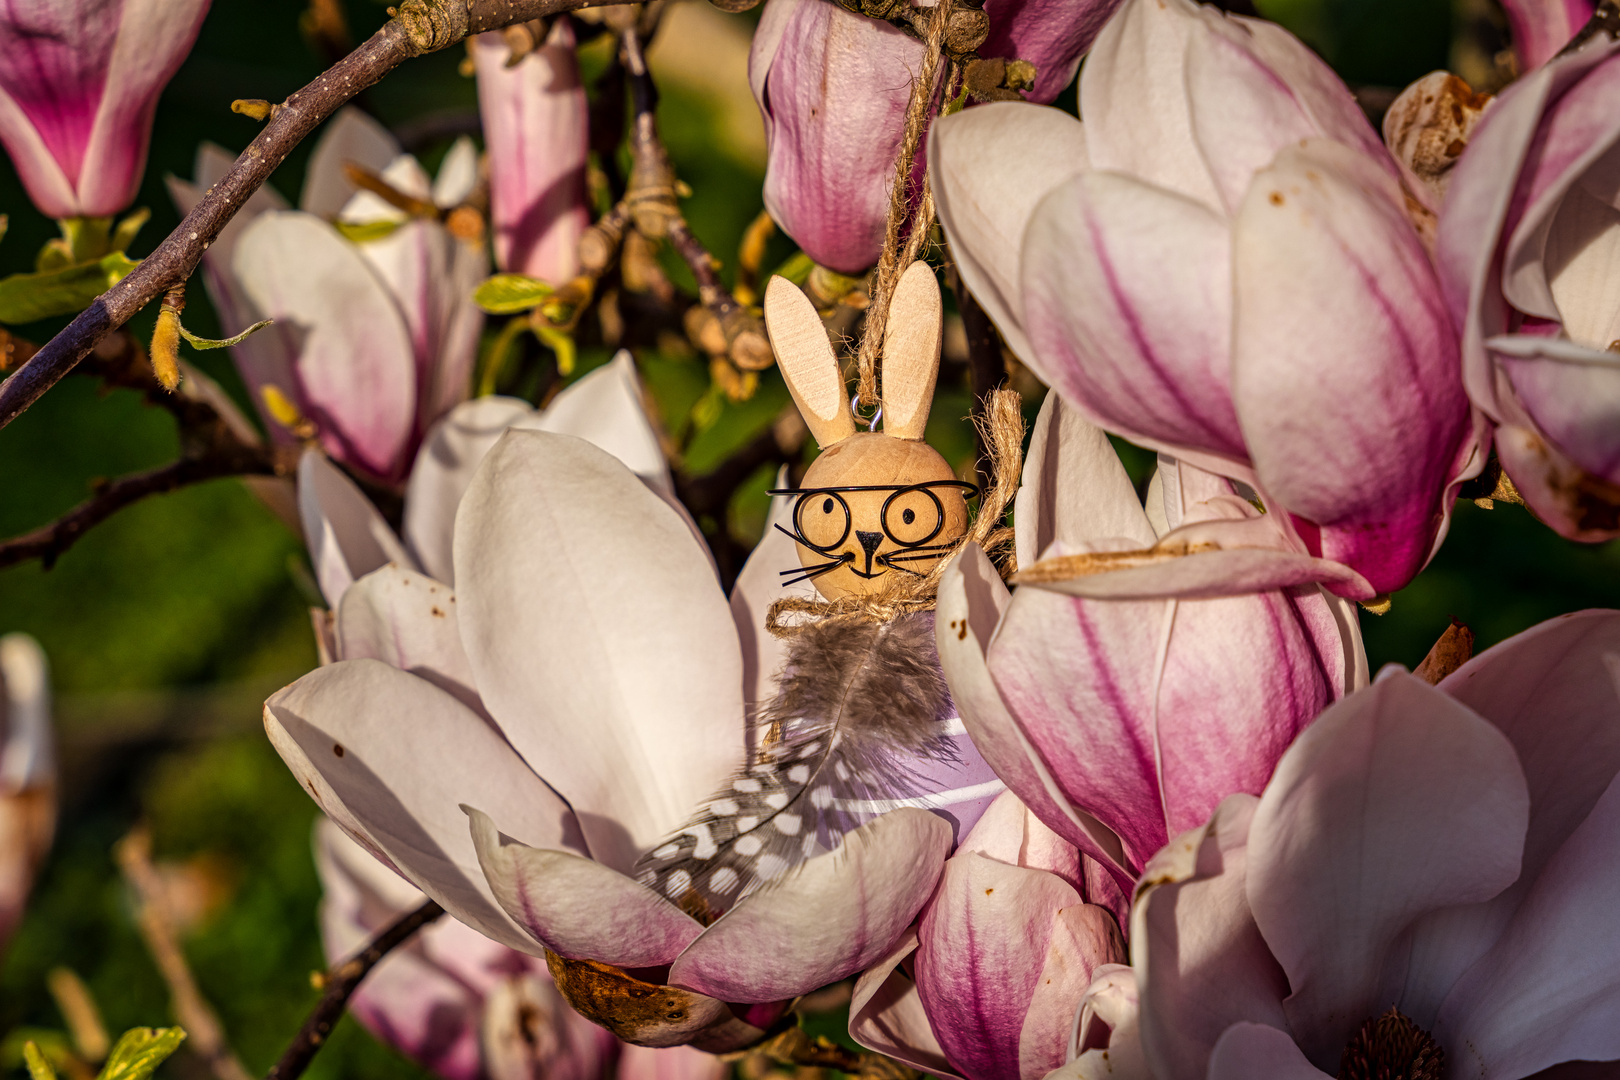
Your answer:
297,451 -> 418,607
335,564 -> 483,716
303,107 -> 400,217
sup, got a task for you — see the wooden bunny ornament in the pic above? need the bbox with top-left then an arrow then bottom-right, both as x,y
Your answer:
762,260 -> 973,600
634,262 -> 994,922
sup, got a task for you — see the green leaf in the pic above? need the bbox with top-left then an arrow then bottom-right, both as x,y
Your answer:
178,318 -> 275,350
334,218 -> 402,243
534,325 -> 576,376
0,252 -> 140,325
474,273 -> 554,314
771,251 -> 815,285
96,1028 -> 186,1080
23,1042 -> 58,1080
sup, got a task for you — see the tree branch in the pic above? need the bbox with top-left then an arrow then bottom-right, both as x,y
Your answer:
115,828 -> 255,1080
264,900 -> 445,1080
0,333 -> 295,570
0,0 -> 637,432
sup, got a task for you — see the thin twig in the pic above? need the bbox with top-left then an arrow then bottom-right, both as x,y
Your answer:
115,828 -> 255,1080
0,333 -> 295,570
0,0 -> 638,432
264,900 -> 445,1080
1556,0 -> 1620,57
621,26 -> 771,370
950,271 -> 1003,493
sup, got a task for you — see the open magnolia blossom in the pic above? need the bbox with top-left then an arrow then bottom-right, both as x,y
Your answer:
472,18 -> 591,283
318,820 -> 726,1080
850,790 -> 1127,1080
936,392 -> 1366,896
0,0 -> 210,219
748,0 -> 1125,273
0,633 -> 53,956
298,352 -> 672,611
932,0 -> 1483,596
1061,610 -> 1620,1080
1437,35 -> 1620,541
271,377 -> 1001,1047
169,108 -> 485,484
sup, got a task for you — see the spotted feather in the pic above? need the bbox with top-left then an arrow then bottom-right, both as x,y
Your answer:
634,612 -> 959,920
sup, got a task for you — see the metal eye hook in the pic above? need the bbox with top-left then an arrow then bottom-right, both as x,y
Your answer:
851,393 -> 881,431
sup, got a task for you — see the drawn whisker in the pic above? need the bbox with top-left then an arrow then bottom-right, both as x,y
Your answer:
883,548 -> 955,563
780,556 -> 845,579
780,558 -> 852,588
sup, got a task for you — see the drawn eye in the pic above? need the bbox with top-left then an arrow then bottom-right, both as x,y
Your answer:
797,492 -> 851,551
883,487 -> 944,546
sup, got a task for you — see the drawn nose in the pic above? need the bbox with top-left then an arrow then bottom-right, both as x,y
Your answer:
856,530 -> 884,557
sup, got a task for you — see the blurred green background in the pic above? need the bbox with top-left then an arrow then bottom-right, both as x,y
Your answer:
1,0 -> 1615,1076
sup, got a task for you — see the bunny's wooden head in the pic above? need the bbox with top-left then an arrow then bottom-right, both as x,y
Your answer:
763,262 -> 972,601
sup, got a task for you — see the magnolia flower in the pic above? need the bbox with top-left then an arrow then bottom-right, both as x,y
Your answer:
749,0 -> 1125,273
1502,0 -> 1594,72
0,633 -> 53,955
935,392 -> 1366,894
1066,609 -> 1620,1080
1437,37 -> 1620,541
169,109 -> 485,484
472,20 -> 591,283
932,0 -> 1483,596
0,0 -> 210,219
271,375 -> 1000,1046
318,820 -> 726,1080
850,791 -> 1127,1080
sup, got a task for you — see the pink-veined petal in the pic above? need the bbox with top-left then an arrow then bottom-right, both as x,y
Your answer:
930,103 -> 1089,368
1502,0 -> 1596,71
850,931 -> 960,1078
264,659 -> 578,955
668,809 -> 951,1003
1245,673 -> 1530,1068
454,431 -> 743,872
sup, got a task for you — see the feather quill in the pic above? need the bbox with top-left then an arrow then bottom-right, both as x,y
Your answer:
635,612 -> 958,920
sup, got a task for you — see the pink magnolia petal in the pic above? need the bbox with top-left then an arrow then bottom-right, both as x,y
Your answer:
1079,0 -> 1221,210
1231,137 -> 1472,595
335,563 -> 483,716
988,582 -> 1348,872
473,22 -> 590,282
917,852 -> 1122,1080
850,930 -> 960,1078
1493,335 -> 1620,484
74,0 -> 210,216
466,807 -> 705,968
513,352 -> 672,496
1019,541 -> 1376,602
316,819 -> 524,1080
1206,1023 -> 1332,1080
302,107 -> 400,218
755,0 -> 917,272
956,790 -> 1081,884
1022,170 -> 1247,467
1400,610 -> 1620,1020
1493,422 -> 1620,542
403,396 -> 536,584
1503,0 -> 1596,70
1014,392 -> 1157,568
934,546 -> 1133,888
930,103 -> 1090,367
264,659 -> 578,954
1131,795 -> 1289,1080
1067,965 -> 1151,1080
852,977 -> 942,1080
980,0 -> 1123,105
1501,49 -> 1620,326
454,430 -> 743,872
297,451 -> 418,607
668,809 -> 951,1003
1436,770 -> 1620,1076
1245,673 -> 1530,1067
236,212 -> 418,480
730,469 -> 812,714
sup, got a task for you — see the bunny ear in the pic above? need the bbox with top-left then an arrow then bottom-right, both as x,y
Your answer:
764,275 -> 857,448
880,261 -> 942,440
